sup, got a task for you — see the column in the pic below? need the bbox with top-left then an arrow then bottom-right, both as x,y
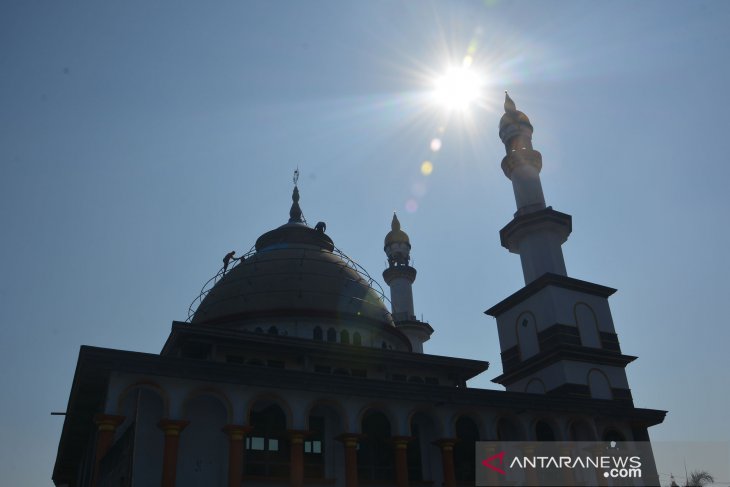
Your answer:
223,425 -> 252,487
336,433 -> 361,487
158,419 -> 189,487
91,413 -> 125,487
391,436 -> 411,487
433,439 -> 456,487
288,430 -> 309,487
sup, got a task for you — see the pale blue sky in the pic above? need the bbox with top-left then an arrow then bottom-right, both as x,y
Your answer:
1,1 -> 729,485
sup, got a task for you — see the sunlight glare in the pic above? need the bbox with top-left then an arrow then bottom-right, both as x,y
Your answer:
433,66 -> 483,111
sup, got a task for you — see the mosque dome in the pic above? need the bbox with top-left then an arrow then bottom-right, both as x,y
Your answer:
189,185 -> 409,349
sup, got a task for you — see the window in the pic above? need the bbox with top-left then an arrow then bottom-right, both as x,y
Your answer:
327,328 -> 337,342
353,332 -> 362,346
341,330 -> 350,345
313,326 -> 323,341
304,416 -> 325,478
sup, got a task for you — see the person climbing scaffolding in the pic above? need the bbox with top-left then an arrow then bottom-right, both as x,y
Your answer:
222,251 -> 236,273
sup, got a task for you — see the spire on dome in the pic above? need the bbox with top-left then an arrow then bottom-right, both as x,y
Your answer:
391,213 -> 401,232
505,91 -> 517,113
288,169 -> 305,224
384,212 -> 410,248
499,92 -> 534,153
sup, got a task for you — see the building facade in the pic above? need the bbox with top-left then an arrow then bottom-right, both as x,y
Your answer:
53,95 -> 665,487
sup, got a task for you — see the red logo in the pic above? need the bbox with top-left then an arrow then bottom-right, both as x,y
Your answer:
482,451 -> 507,475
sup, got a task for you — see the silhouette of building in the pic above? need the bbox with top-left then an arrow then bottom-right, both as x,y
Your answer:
53,95 -> 665,487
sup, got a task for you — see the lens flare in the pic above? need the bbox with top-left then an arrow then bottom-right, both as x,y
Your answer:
405,199 -> 418,213
430,138 -> 442,152
421,161 -> 434,176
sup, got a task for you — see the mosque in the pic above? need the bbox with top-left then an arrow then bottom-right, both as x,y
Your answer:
53,95 -> 666,487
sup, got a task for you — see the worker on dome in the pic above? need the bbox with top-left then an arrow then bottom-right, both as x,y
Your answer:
222,251 -> 237,273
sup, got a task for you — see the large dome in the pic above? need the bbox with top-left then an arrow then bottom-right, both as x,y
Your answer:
191,222 -> 395,328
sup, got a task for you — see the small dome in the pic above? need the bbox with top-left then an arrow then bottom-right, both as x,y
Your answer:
384,213 -> 410,248
499,92 -> 532,129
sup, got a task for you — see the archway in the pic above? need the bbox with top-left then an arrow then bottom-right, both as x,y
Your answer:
246,402 -> 289,477
358,411 -> 394,481
177,394 -> 229,487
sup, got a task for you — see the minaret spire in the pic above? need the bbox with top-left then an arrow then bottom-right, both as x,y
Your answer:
486,94 -> 638,411
382,213 -> 433,353
497,94 -> 571,283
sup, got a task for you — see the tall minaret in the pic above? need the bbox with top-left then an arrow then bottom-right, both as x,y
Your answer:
498,92 -> 571,284
383,214 -> 433,353
486,94 -> 636,406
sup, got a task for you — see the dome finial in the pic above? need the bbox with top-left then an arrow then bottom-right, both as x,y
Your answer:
288,168 -> 304,223
505,91 -> 517,113
391,212 -> 401,232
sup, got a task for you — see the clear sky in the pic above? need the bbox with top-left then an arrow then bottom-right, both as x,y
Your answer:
1,1 -> 729,485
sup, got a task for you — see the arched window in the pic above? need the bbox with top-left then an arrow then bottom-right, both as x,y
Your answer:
267,326 -> 278,335
588,369 -> 613,400
246,405 -> 288,477
327,328 -> 337,343
255,327 -> 263,334
454,416 -> 479,481
341,330 -> 350,345
358,412 -> 393,481
575,303 -> 601,348
353,332 -> 362,346
313,326 -> 323,341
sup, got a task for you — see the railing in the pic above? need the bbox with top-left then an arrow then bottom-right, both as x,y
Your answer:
186,244 -> 256,321
186,243 -> 390,322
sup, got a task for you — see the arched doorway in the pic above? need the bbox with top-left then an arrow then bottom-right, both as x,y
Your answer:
358,411 -> 394,481
246,403 -> 289,477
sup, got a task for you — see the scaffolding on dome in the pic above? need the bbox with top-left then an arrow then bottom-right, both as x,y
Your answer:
186,244 -> 391,322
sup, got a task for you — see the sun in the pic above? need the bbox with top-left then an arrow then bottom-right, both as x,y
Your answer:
432,66 -> 483,111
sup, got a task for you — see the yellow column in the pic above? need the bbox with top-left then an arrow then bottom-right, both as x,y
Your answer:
91,414 -> 125,487
158,419 -> 189,487
223,425 -> 252,487
391,436 -> 411,487
433,439 -> 457,487
336,433 -> 361,487
288,430 -> 309,487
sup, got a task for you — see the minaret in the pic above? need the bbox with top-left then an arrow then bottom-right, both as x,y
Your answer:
498,92 -> 571,284
383,214 -> 433,353
486,94 -> 636,404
